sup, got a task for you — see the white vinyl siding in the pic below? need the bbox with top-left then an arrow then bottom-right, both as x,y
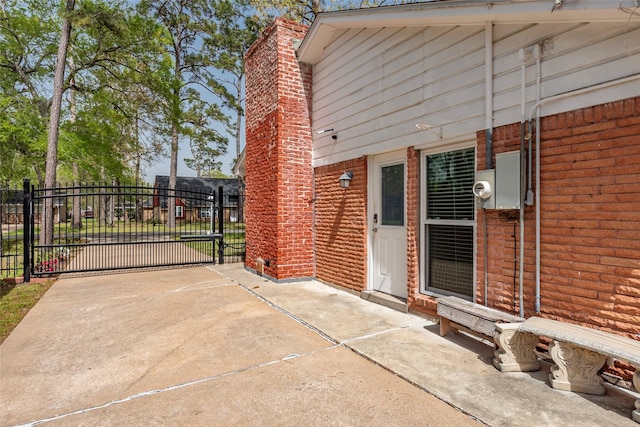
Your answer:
311,21 -> 640,167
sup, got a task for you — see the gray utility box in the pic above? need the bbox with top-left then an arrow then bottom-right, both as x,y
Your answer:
474,151 -> 521,210
495,151 -> 520,210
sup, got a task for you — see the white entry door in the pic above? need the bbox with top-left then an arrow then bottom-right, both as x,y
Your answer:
371,152 -> 407,298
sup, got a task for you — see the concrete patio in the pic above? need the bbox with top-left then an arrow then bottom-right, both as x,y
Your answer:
0,264 -> 637,426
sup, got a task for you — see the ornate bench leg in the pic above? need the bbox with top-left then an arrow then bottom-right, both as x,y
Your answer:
633,369 -> 640,423
548,340 -> 606,395
493,323 -> 540,372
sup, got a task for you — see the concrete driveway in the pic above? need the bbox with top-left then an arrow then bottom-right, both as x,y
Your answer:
0,266 -> 479,426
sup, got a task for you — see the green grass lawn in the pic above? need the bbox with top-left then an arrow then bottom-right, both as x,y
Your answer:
0,280 -> 54,344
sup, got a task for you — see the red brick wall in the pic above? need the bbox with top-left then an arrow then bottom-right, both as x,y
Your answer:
406,147 -> 425,309
477,97 -> 640,339
475,123 -> 536,316
244,18 -> 314,280
245,24 -> 278,275
246,19 -> 639,344
314,158 -> 368,292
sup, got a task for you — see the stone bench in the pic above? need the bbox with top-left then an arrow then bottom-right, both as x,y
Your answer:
493,316 -> 640,423
437,296 -> 524,339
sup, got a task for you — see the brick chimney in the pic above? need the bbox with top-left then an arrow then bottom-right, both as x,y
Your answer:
244,18 -> 314,280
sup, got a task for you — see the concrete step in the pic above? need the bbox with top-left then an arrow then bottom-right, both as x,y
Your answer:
360,290 -> 407,313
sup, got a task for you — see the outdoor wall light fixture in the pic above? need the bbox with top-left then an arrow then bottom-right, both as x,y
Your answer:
339,171 -> 353,188
415,123 -> 443,139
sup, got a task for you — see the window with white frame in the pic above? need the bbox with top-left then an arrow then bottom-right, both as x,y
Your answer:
423,147 -> 475,298
175,205 -> 184,218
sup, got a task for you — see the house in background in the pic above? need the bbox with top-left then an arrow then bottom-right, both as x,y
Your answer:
239,0 -> 639,356
144,176 -> 243,224
1,189 -> 66,224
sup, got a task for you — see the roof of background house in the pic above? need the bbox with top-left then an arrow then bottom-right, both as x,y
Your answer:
143,176 -> 243,209
153,176 -> 242,195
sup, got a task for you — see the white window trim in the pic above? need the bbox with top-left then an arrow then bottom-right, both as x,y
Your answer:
419,142 -> 477,300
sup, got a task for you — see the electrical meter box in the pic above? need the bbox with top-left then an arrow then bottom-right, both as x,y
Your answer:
474,169 -> 495,209
495,151 -> 520,209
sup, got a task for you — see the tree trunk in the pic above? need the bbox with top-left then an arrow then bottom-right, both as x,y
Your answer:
41,0 -> 75,245
72,162 -> 82,229
134,116 -> 143,222
235,75 -> 243,161
69,58 -> 82,230
168,39 -> 182,229
99,166 -> 107,226
168,124 -> 178,228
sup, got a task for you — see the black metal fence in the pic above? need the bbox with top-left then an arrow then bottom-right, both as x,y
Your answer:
0,184 -> 24,280
0,180 -> 245,281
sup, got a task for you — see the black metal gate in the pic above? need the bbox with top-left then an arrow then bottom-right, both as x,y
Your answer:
1,179 -> 245,282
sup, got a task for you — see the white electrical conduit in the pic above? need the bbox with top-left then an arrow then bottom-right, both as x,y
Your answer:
527,73 -> 640,315
519,50 -> 527,317
526,47 -> 540,206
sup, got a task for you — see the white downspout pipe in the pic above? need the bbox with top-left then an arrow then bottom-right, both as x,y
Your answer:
484,21 -> 493,307
518,48 -> 528,317
534,44 -> 541,314
528,73 -> 640,315
485,21 -> 494,169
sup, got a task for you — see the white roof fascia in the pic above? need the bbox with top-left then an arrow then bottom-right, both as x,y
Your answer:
232,148 -> 246,179
297,0 -> 636,64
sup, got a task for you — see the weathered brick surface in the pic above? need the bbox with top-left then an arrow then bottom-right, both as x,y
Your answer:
476,97 -> 640,340
244,19 -> 313,280
406,147 -> 420,307
314,158 -> 368,292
